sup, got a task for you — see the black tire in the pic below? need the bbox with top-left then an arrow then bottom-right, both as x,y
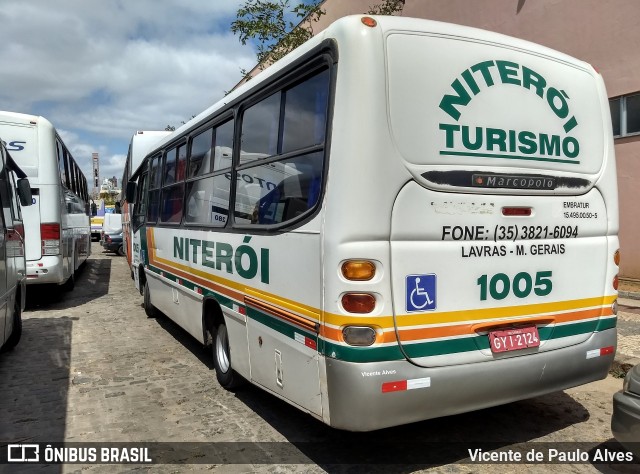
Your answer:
213,321 -> 242,390
117,245 -> 125,256
63,253 -> 77,291
2,297 -> 22,351
62,272 -> 75,291
143,280 -> 158,318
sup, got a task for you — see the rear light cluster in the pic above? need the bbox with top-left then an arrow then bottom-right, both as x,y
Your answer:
502,207 -> 532,216
41,223 -> 60,256
341,260 -> 378,346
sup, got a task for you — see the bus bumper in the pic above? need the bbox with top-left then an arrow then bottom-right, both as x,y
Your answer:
26,256 -> 66,285
324,328 -> 616,431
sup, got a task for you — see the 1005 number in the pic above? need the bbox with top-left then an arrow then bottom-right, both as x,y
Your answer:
477,271 -> 553,301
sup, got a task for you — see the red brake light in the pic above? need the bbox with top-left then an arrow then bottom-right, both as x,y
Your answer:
341,293 -> 376,313
41,223 -> 61,240
502,207 -> 532,216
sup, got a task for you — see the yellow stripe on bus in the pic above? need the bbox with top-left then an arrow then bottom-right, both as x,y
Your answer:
147,228 -> 321,321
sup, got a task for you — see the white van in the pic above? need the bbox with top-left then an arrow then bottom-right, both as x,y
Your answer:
101,212 -> 122,237
0,139 -> 32,352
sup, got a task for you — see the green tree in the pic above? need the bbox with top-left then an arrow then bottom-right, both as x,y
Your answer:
232,0 -> 405,75
231,0 -> 325,72
367,0 -> 404,15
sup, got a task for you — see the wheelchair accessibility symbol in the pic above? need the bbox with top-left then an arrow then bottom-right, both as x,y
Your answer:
406,274 -> 437,312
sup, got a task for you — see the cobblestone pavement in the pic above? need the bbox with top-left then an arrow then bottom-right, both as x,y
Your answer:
0,243 -> 638,473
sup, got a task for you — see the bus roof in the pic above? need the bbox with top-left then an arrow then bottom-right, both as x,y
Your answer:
0,110 -> 53,128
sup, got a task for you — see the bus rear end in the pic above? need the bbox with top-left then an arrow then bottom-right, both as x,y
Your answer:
0,112 -> 71,285
323,18 -> 618,431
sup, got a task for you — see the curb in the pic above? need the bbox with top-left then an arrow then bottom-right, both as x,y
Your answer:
619,290 -> 640,300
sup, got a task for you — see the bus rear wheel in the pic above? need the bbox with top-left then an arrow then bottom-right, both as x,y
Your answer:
143,280 -> 158,318
62,273 -> 75,291
213,321 -> 241,390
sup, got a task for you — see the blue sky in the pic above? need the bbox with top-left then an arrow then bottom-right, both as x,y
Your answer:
0,0 -> 257,189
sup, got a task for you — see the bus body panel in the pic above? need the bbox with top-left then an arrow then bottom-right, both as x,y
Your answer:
21,187 -> 42,260
389,183 -> 615,367
324,328 -> 615,431
142,224 -> 323,416
386,32 -> 605,176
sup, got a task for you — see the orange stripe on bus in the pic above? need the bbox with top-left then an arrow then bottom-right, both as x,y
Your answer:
320,307 -> 614,344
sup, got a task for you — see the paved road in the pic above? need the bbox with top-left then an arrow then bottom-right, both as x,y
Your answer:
0,242 -> 638,473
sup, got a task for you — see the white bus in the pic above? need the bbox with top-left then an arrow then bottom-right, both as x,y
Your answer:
127,16 -> 619,431
0,111 -> 91,290
121,131 -> 171,277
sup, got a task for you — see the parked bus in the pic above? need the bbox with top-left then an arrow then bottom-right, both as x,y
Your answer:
121,131 -> 171,277
0,111 -> 91,290
0,138 -> 32,352
127,16 -> 619,431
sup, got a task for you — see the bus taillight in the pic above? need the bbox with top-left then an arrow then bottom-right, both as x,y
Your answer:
341,293 -> 376,313
341,260 -> 376,281
41,223 -> 61,255
342,326 -> 376,346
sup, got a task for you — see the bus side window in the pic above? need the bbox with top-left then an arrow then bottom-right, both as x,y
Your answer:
235,66 -> 329,227
252,152 -> 323,225
146,155 -> 161,223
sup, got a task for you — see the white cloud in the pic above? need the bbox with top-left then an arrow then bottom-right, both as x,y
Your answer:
0,0 -> 256,184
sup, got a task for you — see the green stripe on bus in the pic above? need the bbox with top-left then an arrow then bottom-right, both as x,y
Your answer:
247,307 -> 317,341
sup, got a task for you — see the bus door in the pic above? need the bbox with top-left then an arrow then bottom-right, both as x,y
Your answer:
131,168 -> 149,292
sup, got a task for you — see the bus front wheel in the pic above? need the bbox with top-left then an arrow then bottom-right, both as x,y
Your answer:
213,321 -> 241,390
143,280 -> 158,318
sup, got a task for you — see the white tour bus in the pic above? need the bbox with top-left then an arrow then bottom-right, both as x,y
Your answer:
0,139 -> 32,353
127,16 -> 619,431
0,111 -> 91,290
121,131 -> 171,277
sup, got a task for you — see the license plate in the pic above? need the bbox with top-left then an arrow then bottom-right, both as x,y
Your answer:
489,326 -> 540,353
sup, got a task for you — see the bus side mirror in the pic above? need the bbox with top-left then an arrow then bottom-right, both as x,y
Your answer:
126,181 -> 137,204
17,178 -> 32,207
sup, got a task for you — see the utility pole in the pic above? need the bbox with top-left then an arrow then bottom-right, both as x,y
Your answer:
92,152 -> 99,198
